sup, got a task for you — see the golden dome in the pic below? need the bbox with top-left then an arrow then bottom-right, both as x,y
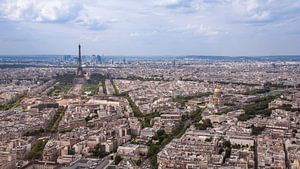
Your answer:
214,85 -> 222,93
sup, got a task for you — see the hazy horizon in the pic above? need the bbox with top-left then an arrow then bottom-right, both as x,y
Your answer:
1,53 -> 300,57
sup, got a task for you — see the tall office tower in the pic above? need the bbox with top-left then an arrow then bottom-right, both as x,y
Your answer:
92,55 -> 96,64
172,60 -> 176,68
97,55 -> 102,64
63,55 -> 70,62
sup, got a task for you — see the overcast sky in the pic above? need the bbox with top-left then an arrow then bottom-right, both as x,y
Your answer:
0,0 -> 300,56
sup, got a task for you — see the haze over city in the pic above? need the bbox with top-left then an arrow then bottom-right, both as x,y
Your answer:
0,0 -> 300,56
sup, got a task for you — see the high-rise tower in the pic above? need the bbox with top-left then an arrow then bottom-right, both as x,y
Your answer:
74,44 -> 86,84
96,55 -> 102,64
76,44 -> 84,76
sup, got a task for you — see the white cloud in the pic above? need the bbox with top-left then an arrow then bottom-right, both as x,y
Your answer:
154,0 -> 183,6
153,0 -> 193,10
183,24 -> 219,36
0,0 -> 82,22
76,15 -> 117,31
228,0 -> 278,23
130,32 -> 141,37
241,0 -> 259,12
250,11 -> 270,21
0,0 -> 299,55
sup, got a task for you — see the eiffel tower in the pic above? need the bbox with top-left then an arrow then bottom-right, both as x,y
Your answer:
74,44 -> 86,84
76,44 -> 84,76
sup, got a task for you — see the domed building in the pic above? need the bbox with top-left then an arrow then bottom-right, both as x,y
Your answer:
209,85 -> 223,107
203,85 -> 224,115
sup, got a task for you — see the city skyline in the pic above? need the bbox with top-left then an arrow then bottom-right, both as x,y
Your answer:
1,1 -> 300,168
0,0 -> 300,56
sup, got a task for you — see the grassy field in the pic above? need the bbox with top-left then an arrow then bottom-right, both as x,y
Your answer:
26,138 -> 48,160
48,73 -> 75,96
46,107 -> 66,132
0,95 -> 24,111
81,73 -> 107,95
81,83 -> 99,95
237,95 -> 280,121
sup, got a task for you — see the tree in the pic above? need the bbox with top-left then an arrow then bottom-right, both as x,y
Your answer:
281,104 -> 292,111
23,128 -> 45,136
218,148 -> 224,154
150,156 -> 158,169
26,138 -> 48,160
148,144 -> 160,157
195,119 -> 213,130
251,125 -> 265,136
68,148 -> 75,155
92,144 -> 107,158
205,137 -> 213,142
224,147 -> 232,160
223,140 -> 231,148
156,130 -> 166,143
135,159 -> 142,166
193,108 -> 203,122
143,117 -> 151,128
114,155 -> 123,165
